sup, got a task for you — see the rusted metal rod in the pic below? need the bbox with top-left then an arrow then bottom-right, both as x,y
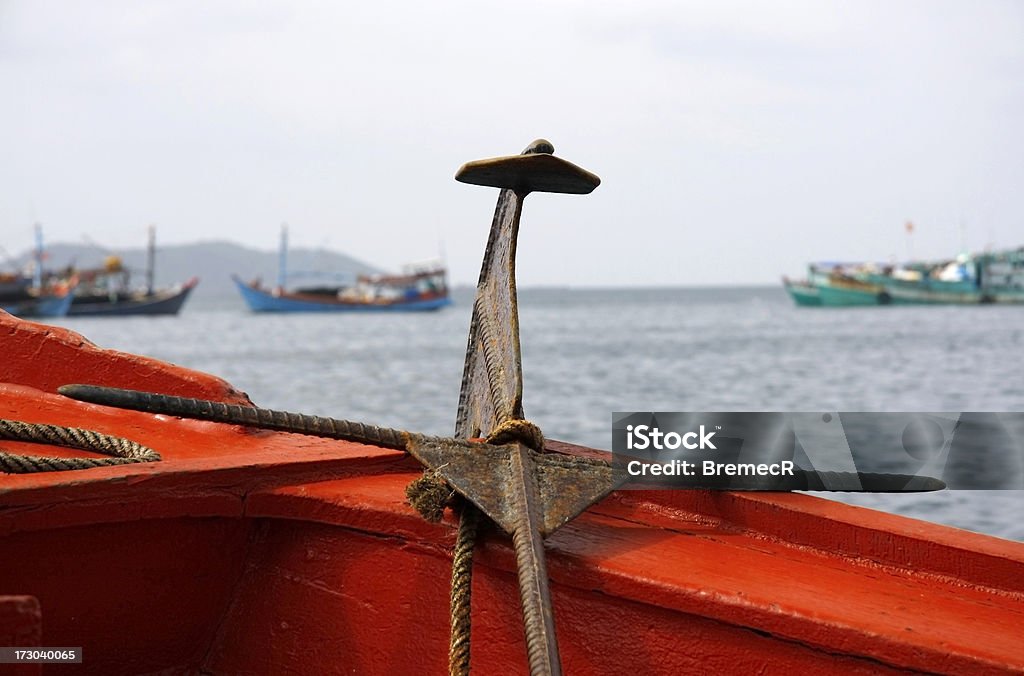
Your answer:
508,443 -> 562,675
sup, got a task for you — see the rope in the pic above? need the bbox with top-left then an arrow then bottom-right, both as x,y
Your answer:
486,418 -> 544,451
405,470 -> 475,676
0,418 -> 161,474
405,470 -> 456,523
448,505 -> 479,676
403,418 -> 545,676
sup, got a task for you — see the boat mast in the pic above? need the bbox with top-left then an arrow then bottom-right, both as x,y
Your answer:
32,223 -> 43,289
277,223 -> 288,291
146,224 -> 156,296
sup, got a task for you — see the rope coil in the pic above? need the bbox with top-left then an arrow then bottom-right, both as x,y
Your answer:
0,418 -> 161,474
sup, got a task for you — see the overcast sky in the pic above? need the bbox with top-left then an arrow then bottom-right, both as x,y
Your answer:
1,1 -> 1021,287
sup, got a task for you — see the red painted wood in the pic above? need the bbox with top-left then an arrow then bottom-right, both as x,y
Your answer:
636,489 -> 1024,595
0,312 -> 249,403
250,476 -> 1024,675
0,596 -> 41,676
0,596 -> 40,647
1,315 -> 1023,674
206,519 -> 912,675
0,520 -> 250,675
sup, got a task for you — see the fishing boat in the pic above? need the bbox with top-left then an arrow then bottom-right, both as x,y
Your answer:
62,227 -> 198,317
783,263 -> 889,307
785,248 -> 1024,307
0,227 -> 78,319
779,277 -> 821,306
233,226 -> 451,312
1,143 -> 1022,675
67,269 -> 197,317
0,279 -> 76,318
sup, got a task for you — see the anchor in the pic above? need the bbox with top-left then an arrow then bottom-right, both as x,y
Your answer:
407,139 -> 619,676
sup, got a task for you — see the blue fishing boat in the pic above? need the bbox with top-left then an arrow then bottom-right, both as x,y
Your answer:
785,248 -> 1024,307
232,272 -> 451,312
233,226 -> 451,313
0,286 -> 76,318
1,226 -> 78,318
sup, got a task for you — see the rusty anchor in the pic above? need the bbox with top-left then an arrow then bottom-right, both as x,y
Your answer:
404,139 -> 623,676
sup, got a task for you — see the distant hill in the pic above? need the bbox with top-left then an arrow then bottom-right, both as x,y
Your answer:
6,240 -> 383,298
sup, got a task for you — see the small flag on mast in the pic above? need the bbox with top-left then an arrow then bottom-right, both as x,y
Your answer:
905,220 -> 914,234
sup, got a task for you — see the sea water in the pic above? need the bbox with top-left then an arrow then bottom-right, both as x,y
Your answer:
52,286 -> 1024,542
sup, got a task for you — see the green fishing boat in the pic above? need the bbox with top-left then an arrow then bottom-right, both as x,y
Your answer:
785,248 -> 1024,307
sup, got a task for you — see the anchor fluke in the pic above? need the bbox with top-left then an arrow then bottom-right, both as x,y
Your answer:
405,436 -> 625,538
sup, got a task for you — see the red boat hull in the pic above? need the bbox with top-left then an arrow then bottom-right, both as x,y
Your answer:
1,311 -> 1022,675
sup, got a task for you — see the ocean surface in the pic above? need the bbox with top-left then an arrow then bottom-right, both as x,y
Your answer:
51,286 -> 1024,542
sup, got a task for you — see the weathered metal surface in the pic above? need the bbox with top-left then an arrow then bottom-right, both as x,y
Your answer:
454,184 -> 525,439
58,384 -> 415,452
445,140 -> 606,675
404,436 -> 624,537
454,139 -> 599,440
455,140 -> 600,195
507,442 -> 560,675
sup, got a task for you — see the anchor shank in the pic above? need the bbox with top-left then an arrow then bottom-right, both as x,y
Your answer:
508,443 -> 562,676
455,186 -> 525,439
